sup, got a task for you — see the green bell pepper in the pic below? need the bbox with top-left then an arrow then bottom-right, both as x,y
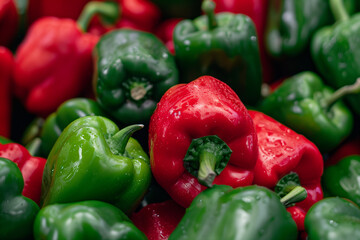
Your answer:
173,0 -> 262,106
41,116 -> 151,214
0,157 -> 39,240
305,197 -> 360,239
312,0 -> 360,115
94,29 -> 179,125
265,0 -> 357,58
40,97 -> 106,157
169,185 -> 305,240
34,200 -> 147,240
259,71 -> 355,153
322,155 -> 360,206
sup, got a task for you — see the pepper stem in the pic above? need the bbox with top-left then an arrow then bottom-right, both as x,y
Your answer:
202,0 -> 218,30
110,124 -> 143,155
198,151 -> 218,187
77,1 -> 119,32
325,78 -> 360,109
184,135 -> 232,188
280,186 -> 307,207
330,0 -> 349,22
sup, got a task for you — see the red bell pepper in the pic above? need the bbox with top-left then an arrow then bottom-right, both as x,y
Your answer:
213,0 -> 272,83
0,47 -> 13,138
149,75 -> 259,208
249,110 -> 324,231
131,200 -> 185,240
88,0 -> 161,35
0,143 -> 46,205
13,1 -> 119,117
0,0 -> 18,47
27,0 -> 91,24
155,18 -> 182,54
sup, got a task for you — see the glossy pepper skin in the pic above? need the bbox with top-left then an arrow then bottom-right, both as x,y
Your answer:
250,110 -> 324,231
0,0 -> 18,47
13,17 -> 99,117
305,197 -> 360,239
149,76 -> 258,208
311,0 -> 360,115
0,47 -> 13,138
173,0 -> 262,106
0,158 -> 40,240
213,0 -> 272,83
265,0 -> 338,58
40,98 -> 106,157
94,29 -> 179,124
34,200 -> 147,240
131,200 -> 185,240
322,155 -> 360,206
0,142 -> 46,205
259,71 -> 353,153
169,185 -> 298,240
41,116 -> 151,214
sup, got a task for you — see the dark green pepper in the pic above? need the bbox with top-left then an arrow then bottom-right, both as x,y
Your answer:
169,185 -> 304,240
94,29 -> 179,125
0,157 -> 39,240
265,0 -> 357,58
259,71 -> 355,153
305,197 -> 360,239
322,155 -> 360,206
311,0 -> 360,115
41,116 -> 151,214
34,200 -> 147,240
173,0 -> 262,106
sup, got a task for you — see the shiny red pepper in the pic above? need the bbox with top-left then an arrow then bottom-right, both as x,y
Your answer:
131,200 -> 185,240
249,110 -> 324,231
0,47 -> 13,138
13,17 -> 99,116
0,143 -> 46,205
0,0 -> 18,47
149,76 -> 258,208
213,0 -> 272,83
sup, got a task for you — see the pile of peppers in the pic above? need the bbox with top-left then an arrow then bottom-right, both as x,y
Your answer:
1,0 -> 360,239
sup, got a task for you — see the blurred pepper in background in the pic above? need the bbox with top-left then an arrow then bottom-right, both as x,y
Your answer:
13,1 -> 120,117
0,47 -> 13,138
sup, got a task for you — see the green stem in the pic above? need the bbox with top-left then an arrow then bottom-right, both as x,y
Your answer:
325,78 -> 360,109
280,186 -> 307,207
111,124 -> 143,155
198,151 -> 218,188
183,135 -> 232,188
330,0 -> 349,22
77,1 -> 119,32
202,0 -> 218,30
